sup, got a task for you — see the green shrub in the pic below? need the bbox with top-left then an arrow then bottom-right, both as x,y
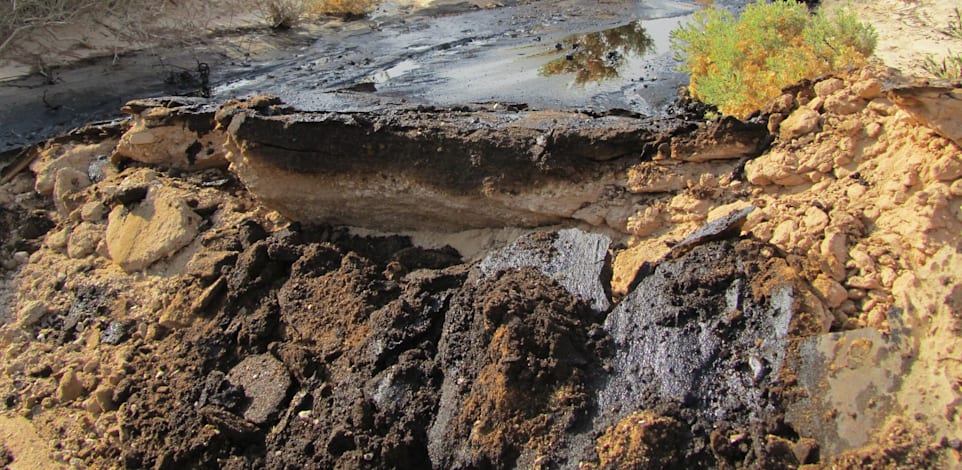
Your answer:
670,0 -> 877,119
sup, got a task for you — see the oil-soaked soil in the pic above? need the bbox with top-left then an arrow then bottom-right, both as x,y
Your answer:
49,208 -> 806,469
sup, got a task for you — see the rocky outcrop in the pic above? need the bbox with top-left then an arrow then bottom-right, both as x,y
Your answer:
888,82 -> 962,148
113,97 -> 228,170
214,99 -> 674,232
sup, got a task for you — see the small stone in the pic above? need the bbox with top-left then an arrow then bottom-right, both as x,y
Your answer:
813,275 -> 848,308
57,369 -> 85,403
80,202 -> 107,222
803,206 -> 829,231
47,228 -> 69,251
67,222 -> 102,259
13,251 -> 29,266
94,386 -> 116,412
626,207 -> 662,237
106,187 -> 201,272
824,91 -> 865,115
814,78 -> 845,98
793,437 -> 819,464
18,300 -> 49,328
53,167 -> 90,217
226,354 -> 292,425
853,78 -> 882,100
820,231 -> 848,281
950,180 -> 962,197
83,396 -> 103,415
191,278 -> 227,315
767,112 -> 784,134
847,275 -> 882,290
186,251 -> 238,282
770,220 -> 798,249
779,107 -> 820,141
102,321 -> 131,345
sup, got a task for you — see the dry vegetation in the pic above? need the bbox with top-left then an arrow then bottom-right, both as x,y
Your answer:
1,0 -> 105,54
260,0 -> 377,29
1,0 -> 378,57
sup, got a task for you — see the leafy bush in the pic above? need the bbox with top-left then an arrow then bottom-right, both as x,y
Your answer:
671,0 -> 877,119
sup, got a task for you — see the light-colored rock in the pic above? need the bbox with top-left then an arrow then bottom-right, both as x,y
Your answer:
853,78 -> 883,100
888,85 -> 962,148
803,207 -> 829,231
668,193 -> 710,223
820,231 -> 848,281
814,78 -> 845,98
113,104 -> 229,170
626,207 -> 662,237
745,150 -> 810,187
779,108 -> 821,141
46,228 -> 69,251
31,140 -> 116,195
80,201 -> 107,222
106,187 -> 201,272
57,369 -> 85,403
52,167 -> 90,217
770,220 -> 798,249
67,222 -> 102,259
824,91 -> 865,115
18,300 -> 49,328
847,275 -> 882,291
813,275 -> 848,308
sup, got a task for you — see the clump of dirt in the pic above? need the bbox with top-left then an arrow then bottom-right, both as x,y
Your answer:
588,412 -> 685,469
431,267 -> 606,468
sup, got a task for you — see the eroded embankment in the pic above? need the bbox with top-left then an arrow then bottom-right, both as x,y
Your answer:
0,68 -> 961,468
106,95 -> 766,234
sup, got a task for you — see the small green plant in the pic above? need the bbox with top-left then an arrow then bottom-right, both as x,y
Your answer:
943,7 -> 962,40
670,0 -> 877,119
922,51 -> 962,79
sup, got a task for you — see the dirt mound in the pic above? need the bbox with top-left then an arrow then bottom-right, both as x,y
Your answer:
1,66 -> 961,468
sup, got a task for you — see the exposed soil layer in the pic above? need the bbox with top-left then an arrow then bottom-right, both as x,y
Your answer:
1,68 -> 961,468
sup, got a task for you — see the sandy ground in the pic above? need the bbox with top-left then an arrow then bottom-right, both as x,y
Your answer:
823,0 -> 962,78
0,0 -> 268,82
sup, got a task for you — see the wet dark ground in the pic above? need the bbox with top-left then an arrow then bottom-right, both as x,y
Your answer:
0,0 -> 749,155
